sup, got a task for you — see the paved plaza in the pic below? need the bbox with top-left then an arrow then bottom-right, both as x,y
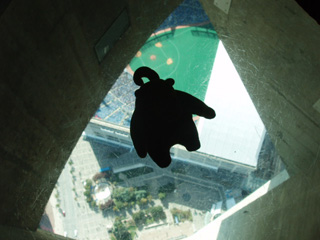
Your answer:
50,137 -> 116,239
138,222 -> 194,240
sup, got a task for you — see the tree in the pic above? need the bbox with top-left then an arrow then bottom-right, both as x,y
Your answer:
158,192 -> 166,200
83,189 -> 91,198
170,208 -> 192,222
114,200 -> 125,210
90,200 -> 97,208
113,220 -> 132,240
132,211 -> 146,225
99,199 -> 113,210
84,179 -> 93,190
123,201 -> 129,208
147,195 -> 153,203
139,198 -> 148,205
135,190 -> 147,201
111,187 -> 152,210
70,167 -> 75,174
148,206 -> 166,221
113,187 -> 135,203
92,172 -> 106,182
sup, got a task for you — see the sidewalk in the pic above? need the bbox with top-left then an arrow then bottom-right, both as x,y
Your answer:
138,222 -> 194,240
47,187 -> 64,236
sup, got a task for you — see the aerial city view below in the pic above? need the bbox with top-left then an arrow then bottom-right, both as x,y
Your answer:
40,1 -> 287,239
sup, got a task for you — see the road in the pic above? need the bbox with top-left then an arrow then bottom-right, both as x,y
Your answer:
58,163 -> 79,238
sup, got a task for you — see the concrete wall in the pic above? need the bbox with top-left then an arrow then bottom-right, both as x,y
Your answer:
0,0 -> 182,232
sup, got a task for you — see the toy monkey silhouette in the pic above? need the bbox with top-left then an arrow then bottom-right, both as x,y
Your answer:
130,66 -> 216,168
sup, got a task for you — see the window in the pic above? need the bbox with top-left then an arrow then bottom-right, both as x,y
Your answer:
42,1 -> 287,239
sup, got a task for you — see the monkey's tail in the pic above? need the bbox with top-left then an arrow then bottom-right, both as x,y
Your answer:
133,66 -> 160,86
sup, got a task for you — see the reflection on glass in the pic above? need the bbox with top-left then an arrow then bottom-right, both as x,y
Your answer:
41,0 -> 287,239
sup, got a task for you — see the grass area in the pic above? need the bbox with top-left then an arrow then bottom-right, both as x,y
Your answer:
130,23 -> 219,101
132,206 -> 167,226
171,208 -> 193,222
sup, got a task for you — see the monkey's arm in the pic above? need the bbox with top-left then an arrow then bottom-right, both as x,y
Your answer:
176,90 -> 216,119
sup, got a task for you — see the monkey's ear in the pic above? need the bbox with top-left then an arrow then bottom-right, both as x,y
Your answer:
165,78 -> 175,86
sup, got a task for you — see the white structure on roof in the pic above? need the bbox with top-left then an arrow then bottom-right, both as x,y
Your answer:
198,41 -> 265,168
93,180 -> 112,205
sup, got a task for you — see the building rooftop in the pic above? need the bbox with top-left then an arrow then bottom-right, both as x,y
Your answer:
198,42 -> 265,167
